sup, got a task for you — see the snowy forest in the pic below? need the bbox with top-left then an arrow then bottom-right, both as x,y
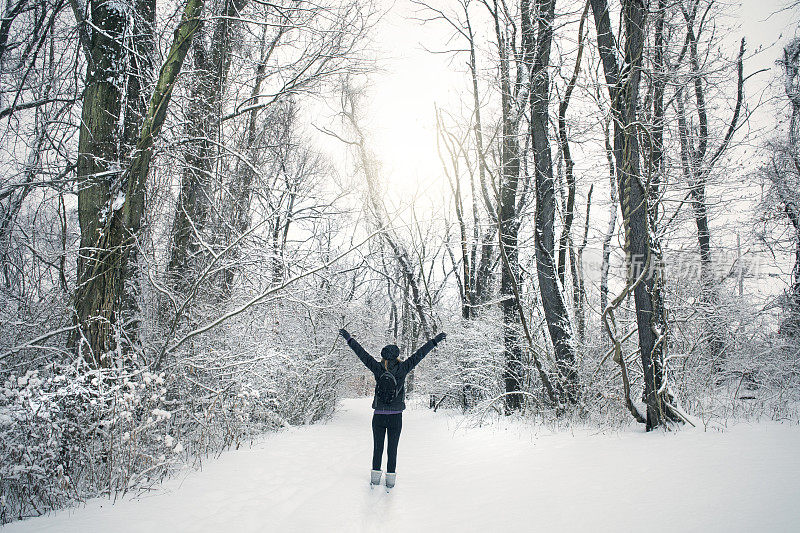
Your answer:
0,0 -> 799,527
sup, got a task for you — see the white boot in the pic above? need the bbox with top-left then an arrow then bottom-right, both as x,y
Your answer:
384,472 -> 396,491
370,470 -> 382,487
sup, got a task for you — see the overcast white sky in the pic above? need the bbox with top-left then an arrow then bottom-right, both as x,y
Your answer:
357,0 -> 799,199
310,0 -> 798,297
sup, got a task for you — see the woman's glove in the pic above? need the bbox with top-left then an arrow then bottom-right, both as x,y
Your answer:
339,328 -> 352,342
433,332 -> 447,345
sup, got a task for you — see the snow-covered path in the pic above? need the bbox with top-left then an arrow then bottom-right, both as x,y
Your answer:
7,398 -> 800,532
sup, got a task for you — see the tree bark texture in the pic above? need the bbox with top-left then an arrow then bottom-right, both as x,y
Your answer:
526,0 -> 578,403
590,0 -> 678,429
489,0 -> 527,413
74,0 -> 204,366
74,0 -> 129,366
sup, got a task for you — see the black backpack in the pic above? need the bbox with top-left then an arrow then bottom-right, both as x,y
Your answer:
376,366 -> 399,405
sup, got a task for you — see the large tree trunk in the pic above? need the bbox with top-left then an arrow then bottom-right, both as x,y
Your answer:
73,0 -> 129,366
527,0 -> 578,404
590,0 -> 679,429
75,0 -> 204,366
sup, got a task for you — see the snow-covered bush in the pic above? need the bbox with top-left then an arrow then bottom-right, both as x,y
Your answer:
417,317 -> 505,412
0,285 -> 353,524
656,269 -> 800,424
0,362 -> 183,523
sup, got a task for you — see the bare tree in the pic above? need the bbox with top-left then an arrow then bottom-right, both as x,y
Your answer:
763,37 -> 800,333
785,38 -> 800,324
338,83 -> 435,339
599,116 -> 618,337
672,0 -> 746,365
479,0 -> 536,412
417,0 -> 497,320
213,0 -> 371,295
524,0 -> 578,404
589,0 -> 682,429
72,0 -> 204,366
168,0 -> 250,289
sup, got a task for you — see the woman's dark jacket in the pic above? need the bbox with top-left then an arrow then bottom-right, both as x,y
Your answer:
346,337 -> 440,411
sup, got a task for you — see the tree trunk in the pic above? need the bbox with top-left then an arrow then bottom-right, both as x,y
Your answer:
169,0 -> 250,289
120,0 -> 156,336
474,228 -> 494,307
793,223 -> 800,322
676,3 -> 746,363
436,109 -> 472,318
599,118 -> 617,333
490,0 -> 526,413
73,0 -> 129,366
681,3 -> 717,363
783,38 -> 800,328
676,90 -> 722,363
218,23 -> 273,294
75,0 -> 204,366
122,0 -> 156,232
1,120 -> 45,289
465,8 -> 494,313
527,0 -> 578,404
590,0 -> 679,429
556,167 -> 575,286
572,185 -> 592,343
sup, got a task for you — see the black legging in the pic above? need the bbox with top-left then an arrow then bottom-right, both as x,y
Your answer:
372,413 -> 402,473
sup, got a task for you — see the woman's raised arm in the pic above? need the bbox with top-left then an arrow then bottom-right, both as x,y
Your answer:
399,332 -> 446,374
340,329 -> 382,374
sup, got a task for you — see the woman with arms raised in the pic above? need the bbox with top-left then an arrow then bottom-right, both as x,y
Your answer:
339,328 -> 446,491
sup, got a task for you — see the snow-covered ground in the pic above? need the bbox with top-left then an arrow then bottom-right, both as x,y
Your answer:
6,398 -> 800,532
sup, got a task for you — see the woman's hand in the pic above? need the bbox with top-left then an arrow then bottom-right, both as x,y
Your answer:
339,328 -> 352,341
433,332 -> 446,344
